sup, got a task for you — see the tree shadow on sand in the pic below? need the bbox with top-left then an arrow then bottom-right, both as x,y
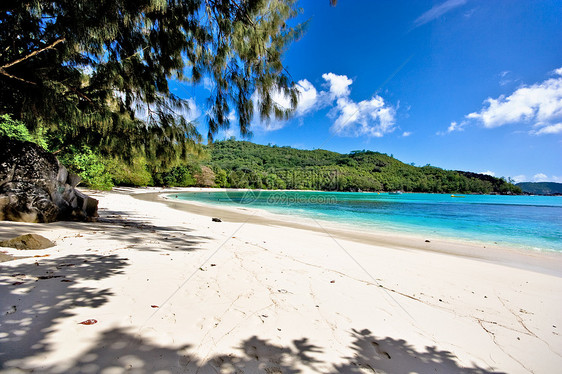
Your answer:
39,328 -> 323,374
0,254 -> 129,369
332,328 -> 504,374
2,318 -> 505,373
0,208 -> 211,253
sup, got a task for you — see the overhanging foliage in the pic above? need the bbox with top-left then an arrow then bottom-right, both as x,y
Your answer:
0,0 -> 303,166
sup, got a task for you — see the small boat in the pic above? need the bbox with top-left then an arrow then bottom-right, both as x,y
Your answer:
389,191 -> 403,195
451,194 -> 465,198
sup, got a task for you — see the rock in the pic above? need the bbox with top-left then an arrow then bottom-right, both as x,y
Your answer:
0,233 -> 55,250
0,138 -> 98,222
0,252 -> 15,262
212,217 -> 222,222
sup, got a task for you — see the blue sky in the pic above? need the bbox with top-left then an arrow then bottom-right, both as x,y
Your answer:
173,0 -> 562,183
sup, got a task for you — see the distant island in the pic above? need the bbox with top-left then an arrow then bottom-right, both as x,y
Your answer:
516,182 -> 562,195
175,140 -> 521,195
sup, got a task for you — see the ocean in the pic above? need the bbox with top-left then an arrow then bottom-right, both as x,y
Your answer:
172,190 -> 562,252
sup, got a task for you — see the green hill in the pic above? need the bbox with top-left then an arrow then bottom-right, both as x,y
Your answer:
203,140 -> 521,194
516,182 -> 562,195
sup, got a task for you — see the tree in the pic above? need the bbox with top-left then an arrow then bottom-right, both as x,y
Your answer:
0,0 -> 303,167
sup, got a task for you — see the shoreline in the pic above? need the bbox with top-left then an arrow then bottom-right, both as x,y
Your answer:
132,188 -> 562,277
153,188 -> 561,252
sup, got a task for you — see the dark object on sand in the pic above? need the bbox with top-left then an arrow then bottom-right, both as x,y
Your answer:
0,234 -> 55,250
425,240 -> 431,243
212,217 -> 222,222
78,319 -> 98,325
0,138 -> 98,222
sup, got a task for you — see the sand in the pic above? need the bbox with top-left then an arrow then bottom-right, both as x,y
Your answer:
1,187 -> 561,373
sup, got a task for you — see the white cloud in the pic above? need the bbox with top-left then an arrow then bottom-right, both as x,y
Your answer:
402,131 -> 412,137
215,126 -> 237,140
530,123 -> 562,135
227,109 -> 237,123
499,70 -> 516,87
224,128 -> 236,138
211,110 -> 238,140
512,174 -> 527,183
316,73 -> 397,137
331,95 -> 397,138
463,8 -> 476,18
249,88 -> 292,132
447,121 -> 465,132
465,67 -> 562,135
481,170 -> 495,177
202,77 -> 214,91
512,174 -> 562,183
322,73 -> 353,98
436,120 -> 466,135
129,93 -> 201,124
295,79 -> 318,115
533,173 -> 549,182
251,73 -> 398,137
413,0 -> 468,28
265,79 -> 318,115
251,79 -> 320,132
250,111 -> 289,132
184,98 -> 201,121
554,67 -> 562,76
270,88 -> 294,111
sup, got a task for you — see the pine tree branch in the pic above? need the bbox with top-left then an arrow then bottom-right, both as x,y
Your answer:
0,68 -> 37,85
1,38 -> 65,70
64,84 -> 93,103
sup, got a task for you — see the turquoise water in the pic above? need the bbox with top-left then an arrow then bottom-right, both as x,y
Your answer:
173,191 -> 562,252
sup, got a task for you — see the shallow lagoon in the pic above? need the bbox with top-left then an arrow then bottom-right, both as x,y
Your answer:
174,191 -> 562,252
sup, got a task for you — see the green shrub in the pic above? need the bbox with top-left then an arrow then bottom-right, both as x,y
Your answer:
0,114 -> 48,149
165,166 -> 196,187
153,165 -> 198,187
106,157 -> 153,187
58,146 -> 114,190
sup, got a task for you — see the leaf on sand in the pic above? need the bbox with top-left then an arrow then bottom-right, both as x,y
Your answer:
78,319 -> 98,325
33,254 -> 50,258
37,275 -> 63,279
151,305 -> 159,308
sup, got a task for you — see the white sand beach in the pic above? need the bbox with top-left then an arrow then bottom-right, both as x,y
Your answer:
1,188 -> 561,373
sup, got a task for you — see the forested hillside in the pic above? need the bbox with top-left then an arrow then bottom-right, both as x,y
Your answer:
205,140 -> 521,194
516,182 -> 562,195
